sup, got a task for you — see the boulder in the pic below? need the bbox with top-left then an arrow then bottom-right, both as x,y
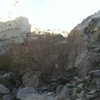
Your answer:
3,94 -> 16,100
22,71 -> 41,88
0,75 -> 13,90
89,70 -> 100,78
17,87 -> 36,100
3,72 -> 18,87
55,84 -> 71,100
25,93 -> 42,100
56,85 -> 63,95
86,93 -> 97,99
0,84 -> 10,94
3,72 -> 16,80
17,87 -> 55,100
25,93 -> 55,100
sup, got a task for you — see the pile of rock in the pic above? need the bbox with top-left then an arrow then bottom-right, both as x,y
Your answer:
0,72 -> 20,100
14,69 -> 100,100
0,67 -> 99,100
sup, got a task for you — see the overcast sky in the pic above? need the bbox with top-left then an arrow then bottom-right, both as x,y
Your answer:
0,0 -> 100,32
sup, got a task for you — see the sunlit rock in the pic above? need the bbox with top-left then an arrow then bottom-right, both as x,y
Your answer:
0,16 -> 31,54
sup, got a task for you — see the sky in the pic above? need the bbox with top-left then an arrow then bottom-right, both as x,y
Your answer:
0,0 -> 100,32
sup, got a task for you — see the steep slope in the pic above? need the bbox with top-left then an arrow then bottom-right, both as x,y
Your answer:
70,11 -> 100,77
0,17 -> 30,54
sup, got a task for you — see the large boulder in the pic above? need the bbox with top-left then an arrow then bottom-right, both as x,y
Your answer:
0,17 -> 30,54
17,87 -> 55,100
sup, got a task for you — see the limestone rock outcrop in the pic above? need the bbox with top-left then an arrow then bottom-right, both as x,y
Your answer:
0,17 -> 30,54
70,10 -> 100,76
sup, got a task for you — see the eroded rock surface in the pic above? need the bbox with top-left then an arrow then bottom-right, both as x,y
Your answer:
70,11 -> 100,77
0,17 -> 30,54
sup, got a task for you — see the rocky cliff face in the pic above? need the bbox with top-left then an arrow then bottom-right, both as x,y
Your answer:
70,11 -> 100,77
0,12 -> 100,100
0,17 -> 30,54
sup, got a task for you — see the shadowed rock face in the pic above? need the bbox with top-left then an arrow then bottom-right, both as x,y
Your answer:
0,17 -> 31,54
70,11 -> 100,77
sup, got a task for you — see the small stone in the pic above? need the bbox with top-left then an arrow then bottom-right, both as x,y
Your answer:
77,91 -> 85,98
89,70 -> 100,77
77,83 -> 83,89
89,89 -> 96,94
84,76 -> 90,81
73,76 -> 83,83
76,98 -> 82,100
96,78 -> 100,86
72,87 -> 77,96
2,94 -> 16,100
55,85 -> 70,100
56,85 -> 63,94
86,93 -> 97,99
